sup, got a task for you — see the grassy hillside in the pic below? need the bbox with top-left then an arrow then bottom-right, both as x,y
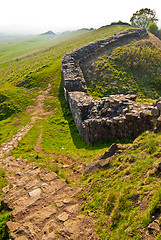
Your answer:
85,34 -> 161,100
0,24 -> 161,239
0,29 -> 90,64
81,131 -> 161,239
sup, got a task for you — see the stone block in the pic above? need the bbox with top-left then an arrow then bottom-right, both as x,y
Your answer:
151,107 -> 160,118
157,101 -> 161,110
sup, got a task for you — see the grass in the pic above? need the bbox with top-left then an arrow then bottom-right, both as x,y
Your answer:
80,131 -> 161,239
0,86 -> 35,121
0,169 -> 10,240
1,24 -> 161,239
85,34 -> 161,99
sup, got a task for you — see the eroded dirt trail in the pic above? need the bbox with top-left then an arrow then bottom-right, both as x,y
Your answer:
0,85 -> 99,239
0,156 -> 98,240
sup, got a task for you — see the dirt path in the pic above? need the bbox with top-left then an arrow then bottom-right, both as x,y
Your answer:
0,85 -> 99,239
0,156 -> 98,240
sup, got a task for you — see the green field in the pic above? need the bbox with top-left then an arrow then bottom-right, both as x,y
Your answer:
0,24 -> 161,239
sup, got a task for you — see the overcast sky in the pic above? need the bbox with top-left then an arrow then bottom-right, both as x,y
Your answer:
1,0 -> 161,34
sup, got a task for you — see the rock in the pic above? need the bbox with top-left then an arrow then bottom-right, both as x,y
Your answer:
58,212 -> 69,222
83,157 -> 111,175
151,107 -> 160,118
100,143 -> 118,159
148,220 -> 160,232
84,143 -> 118,174
63,198 -> 72,204
6,221 -> 21,231
83,161 -> 100,175
98,158 -> 111,168
39,171 -> 58,182
28,188 -> 41,198
44,232 -> 56,240
61,215 -> 99,239
14,236 -> 29,240
66,204 -> 79,213
157,101 -> 161,111
154,116 -> 161,133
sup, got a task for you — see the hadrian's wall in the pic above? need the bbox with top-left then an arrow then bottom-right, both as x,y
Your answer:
62,28 -> 159,144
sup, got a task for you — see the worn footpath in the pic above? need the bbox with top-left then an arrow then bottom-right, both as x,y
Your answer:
0,85 -> 99,240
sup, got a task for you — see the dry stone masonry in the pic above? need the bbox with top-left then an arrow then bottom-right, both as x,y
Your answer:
62,28 -> 160,144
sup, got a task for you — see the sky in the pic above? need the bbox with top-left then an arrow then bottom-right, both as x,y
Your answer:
1,0 -> 161,34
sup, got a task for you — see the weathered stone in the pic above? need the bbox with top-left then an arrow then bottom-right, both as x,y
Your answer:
151,107 -> 160,118
98,158 -> 111,168
39,170 -> 58,182
84,148 -> 114,175
83,161 -> 100,175
58,212 -> 69,222
61,215 -> 99,239
6,221 -> 21,231
154,116 -> 161,133
66,204 -> 79,214
28,188 -> 41,198
157,101 -> 161,110
100,143 -> 118,159
63,198 -> 73,204
148,220 -> 160,232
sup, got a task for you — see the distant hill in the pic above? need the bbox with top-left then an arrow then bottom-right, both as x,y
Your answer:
41,30 -> 56,36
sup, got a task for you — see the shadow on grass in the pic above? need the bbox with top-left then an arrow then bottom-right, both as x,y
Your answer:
58,73 -> 132,151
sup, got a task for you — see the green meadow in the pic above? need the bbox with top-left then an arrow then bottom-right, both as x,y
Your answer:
0,24 -> 161,239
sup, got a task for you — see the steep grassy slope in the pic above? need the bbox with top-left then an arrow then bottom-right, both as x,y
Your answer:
85,34 -> 161,100
0,24 -> 161,239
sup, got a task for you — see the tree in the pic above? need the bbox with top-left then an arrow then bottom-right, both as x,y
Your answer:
130,8 -> 158,29
147,23 -> 158,36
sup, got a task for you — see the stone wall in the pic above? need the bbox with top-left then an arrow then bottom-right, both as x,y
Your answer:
62,28 -> 156,144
